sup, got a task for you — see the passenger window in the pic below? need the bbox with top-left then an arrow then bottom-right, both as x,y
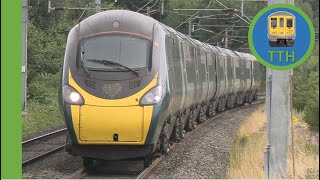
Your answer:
287,18 -> 293,28
280,18 -> 284,28
271,18 -> 277,28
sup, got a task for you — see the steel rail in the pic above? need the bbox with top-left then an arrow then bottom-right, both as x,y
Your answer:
22,128 -> 67,145
22,145 -> 66,166
22,128 -> 67,166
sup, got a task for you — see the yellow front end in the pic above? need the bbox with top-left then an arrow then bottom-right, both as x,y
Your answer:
269,15 -> 295,38
68,70 -> 157,145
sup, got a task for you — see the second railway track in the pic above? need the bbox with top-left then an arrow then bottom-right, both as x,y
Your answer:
22,128 -> 67,166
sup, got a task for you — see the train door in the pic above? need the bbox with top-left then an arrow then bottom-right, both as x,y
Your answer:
240,56 -> 245,92
234,56 -> 242,93
190,46 -> 198,106
172,38 -> 184,112
195,48 -> 203,104
199,49 -> 208,103
252,60 -> 261,91
250,58 -> 254,91
206,53 -> 217,101
216,54 -> 226,99
165,36 -> 179,113
178,40 -> 187,111
226,55 -> 233,95
183,43 -> 195,108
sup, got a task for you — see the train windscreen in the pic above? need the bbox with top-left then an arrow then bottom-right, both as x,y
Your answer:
280,18 -> 284,28
271,18 -> 277,28
81,35 -> 151,70
287,18 -> 293,28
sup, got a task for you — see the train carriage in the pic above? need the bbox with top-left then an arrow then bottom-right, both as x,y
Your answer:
60,10 -> 261,168
234,51 -> 252,105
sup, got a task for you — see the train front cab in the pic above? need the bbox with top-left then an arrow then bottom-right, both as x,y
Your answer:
60,10 -> 172,162
268,11 -> 295,47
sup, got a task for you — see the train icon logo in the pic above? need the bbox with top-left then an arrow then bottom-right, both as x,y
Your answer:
249,4 -> 315,70
268,11 -> 296,47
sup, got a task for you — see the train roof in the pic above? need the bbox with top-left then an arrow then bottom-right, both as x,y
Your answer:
268,11 -> 294,17
234,51 -> 248,59
76,10 -> 254,61
76,10 -> 157,41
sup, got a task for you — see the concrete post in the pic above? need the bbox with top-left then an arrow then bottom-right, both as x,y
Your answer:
264,0 -> 294,178
95,0 -> 101,13
22,0 -> 28,114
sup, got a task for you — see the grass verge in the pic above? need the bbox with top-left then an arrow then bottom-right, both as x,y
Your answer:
22,100 -> 64,136
22,73 -> 64,136
228,106 -> 319,179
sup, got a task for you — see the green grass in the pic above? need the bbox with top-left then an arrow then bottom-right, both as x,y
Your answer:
22,100 -> 64,136
305,143 -> 319,154
22,73 -> 64,136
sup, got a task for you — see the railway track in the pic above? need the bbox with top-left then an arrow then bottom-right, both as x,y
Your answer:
22,128 -> 67,166
68,99 -> 264,179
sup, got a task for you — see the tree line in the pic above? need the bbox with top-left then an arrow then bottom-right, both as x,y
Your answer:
27,0 -> 318,131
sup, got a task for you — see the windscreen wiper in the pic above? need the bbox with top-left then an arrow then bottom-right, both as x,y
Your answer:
86,59 -> 140,77
80,52 -> 91,76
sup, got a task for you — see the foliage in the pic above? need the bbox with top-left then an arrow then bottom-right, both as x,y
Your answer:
304,80 -> 319,131
25,0 -> 318,134
293,45 -> 319,131
28,73 -> 60,104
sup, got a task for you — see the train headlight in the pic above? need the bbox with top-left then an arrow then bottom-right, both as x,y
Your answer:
140,85 -> 164,106
62,85 -> 84,105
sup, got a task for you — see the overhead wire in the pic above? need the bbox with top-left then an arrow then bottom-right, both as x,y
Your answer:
175,0 -> 212,29
149,0 -> 159,9
137,0 -> 154,12
63,3 -> 90,32
128,0 -> 140,10
215,0 -> 251,25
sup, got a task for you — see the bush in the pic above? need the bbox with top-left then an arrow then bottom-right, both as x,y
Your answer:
24,72 -> 63,135
304,83 -> 319,131
293,45 -> 319,131
27,73 -> 61,105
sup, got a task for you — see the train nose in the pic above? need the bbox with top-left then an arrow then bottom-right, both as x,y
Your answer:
79,105 -> 145,142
